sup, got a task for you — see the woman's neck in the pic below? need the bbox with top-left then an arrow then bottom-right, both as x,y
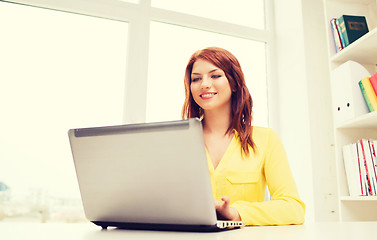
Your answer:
202,108 -> 232,135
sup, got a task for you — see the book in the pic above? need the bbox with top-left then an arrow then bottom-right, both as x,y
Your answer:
359,77 -> 377,112
343,140 -> 377,196
343,143 -> 363,196
356,142 -> 368,195
360,139 -> 377,195
330,18 -> 343,52
371,140 -> 377,179
370,72 -> 377,96
367,140 -> 377,195
335,18 -> 345,48
337,15 -> 369,47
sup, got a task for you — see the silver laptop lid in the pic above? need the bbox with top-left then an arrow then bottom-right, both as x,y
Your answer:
68,118 -> 217,226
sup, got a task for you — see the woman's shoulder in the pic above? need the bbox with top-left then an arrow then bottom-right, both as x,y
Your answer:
252,126 -> 276,136
251,126 -> 281,146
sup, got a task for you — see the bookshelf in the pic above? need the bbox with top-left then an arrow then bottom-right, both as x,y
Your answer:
330,27 -> 377,64
323,0 -> 377,221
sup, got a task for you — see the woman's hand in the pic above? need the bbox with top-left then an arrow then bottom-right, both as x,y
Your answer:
215,196 -> 241,221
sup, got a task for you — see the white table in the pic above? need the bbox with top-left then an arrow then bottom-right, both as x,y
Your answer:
1,221 -> 377,240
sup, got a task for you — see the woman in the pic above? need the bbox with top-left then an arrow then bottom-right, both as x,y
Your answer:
181,47 -> 305,226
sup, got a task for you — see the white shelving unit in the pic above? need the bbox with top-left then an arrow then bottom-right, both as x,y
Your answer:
323,0 -> 377,221
330,27 -> 377,64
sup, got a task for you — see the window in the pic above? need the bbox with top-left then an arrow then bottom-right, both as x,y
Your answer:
0,2 -> 128,222
147,22 -> 268,126
1,0 -> 271,222
151,0 -> 265,29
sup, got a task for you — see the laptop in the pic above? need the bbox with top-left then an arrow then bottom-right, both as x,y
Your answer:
68,118 -> 245,231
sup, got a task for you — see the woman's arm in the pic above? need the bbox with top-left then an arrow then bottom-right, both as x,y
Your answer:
231,129 -> 305,225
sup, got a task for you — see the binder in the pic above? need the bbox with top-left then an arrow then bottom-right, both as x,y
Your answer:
330,60 -> 370,125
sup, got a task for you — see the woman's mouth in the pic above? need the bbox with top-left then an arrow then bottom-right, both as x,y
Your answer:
200,92 -> 217,99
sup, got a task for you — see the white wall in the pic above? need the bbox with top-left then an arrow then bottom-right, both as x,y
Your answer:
274,0 -> 338,222
301,0 -> 338,221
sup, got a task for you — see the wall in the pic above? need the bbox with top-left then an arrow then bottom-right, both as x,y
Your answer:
273,0 -> 338,222
301,0 -> 338,221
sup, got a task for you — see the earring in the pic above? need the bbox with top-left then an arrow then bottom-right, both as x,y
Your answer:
199,107 -> 203,115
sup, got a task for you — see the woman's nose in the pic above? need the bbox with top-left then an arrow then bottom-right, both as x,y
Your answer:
201,76 -> 212,89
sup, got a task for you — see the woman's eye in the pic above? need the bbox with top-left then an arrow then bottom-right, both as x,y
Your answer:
212,75 -> 221,79
192,77 -> 201,82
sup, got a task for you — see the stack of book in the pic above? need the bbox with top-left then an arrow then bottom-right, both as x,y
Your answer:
359,71 -> 377,112
343,139 -> 377,196
330,15 -> 369,52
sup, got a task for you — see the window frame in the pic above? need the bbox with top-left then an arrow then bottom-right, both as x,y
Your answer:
2,0 -> 277,128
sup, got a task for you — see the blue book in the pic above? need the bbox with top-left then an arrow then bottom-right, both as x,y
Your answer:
337,15 -> 369,47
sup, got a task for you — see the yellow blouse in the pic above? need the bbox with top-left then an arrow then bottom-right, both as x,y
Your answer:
206,126 -> 305,226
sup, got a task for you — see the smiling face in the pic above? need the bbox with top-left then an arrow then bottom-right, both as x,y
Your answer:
190,59 -> 232,113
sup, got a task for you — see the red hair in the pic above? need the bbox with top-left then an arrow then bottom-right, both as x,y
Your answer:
181,47 -> 255,155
